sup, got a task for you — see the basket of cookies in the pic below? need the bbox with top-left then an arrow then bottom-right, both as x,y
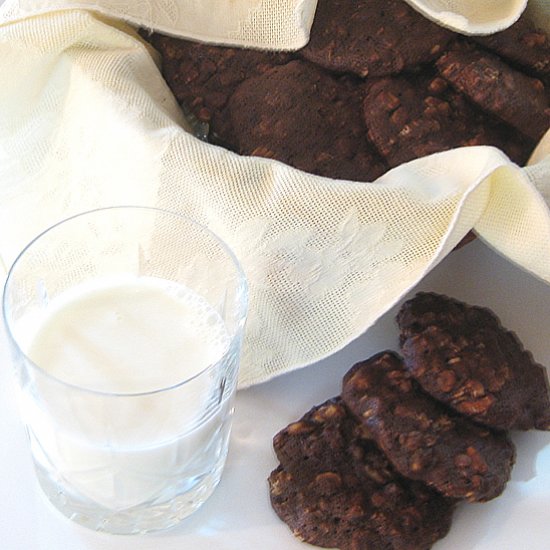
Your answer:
145,0 -> 547,180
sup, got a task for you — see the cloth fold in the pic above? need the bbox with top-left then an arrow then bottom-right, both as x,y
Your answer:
402,0 -> 528,35
0,1 -> 549,387
0,0 -> 318,50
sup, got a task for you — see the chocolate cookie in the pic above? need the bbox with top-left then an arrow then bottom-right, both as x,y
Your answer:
299,0 -> 453,78
472,14 -> 550,79
270,398 -> 455,550
273,398 -> 351,484
228,60 -> 387,181
397,292 -> 550,431
436,45 -> 550,142
341,351 -> 516,502
146,33 -> 293,145
269,466 -> 390,550
362,74 -> 534,167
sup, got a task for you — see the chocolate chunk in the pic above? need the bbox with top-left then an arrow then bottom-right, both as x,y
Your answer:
341,351 -> 516,502
397,292 -> 550,431
299,0 -> 454,78
228,60 -> 387,181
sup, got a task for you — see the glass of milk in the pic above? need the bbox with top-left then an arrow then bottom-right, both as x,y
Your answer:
2,206 -> 248,534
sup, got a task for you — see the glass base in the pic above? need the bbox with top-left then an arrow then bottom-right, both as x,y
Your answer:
34,460 -> 224,535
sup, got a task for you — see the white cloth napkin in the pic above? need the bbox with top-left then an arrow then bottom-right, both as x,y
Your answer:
402,0 -> 528,35
0,0 -> 549,387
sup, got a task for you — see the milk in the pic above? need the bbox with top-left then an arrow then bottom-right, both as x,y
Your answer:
26,275 -> 230,393
17,275 -> 234,511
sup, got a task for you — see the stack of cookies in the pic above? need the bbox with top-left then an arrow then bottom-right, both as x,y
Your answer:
145,0 -> 550,183
268,293 -> 550,549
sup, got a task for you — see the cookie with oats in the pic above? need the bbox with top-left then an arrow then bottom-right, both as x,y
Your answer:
362,74 -> 535,167
269,465 -> 390,550
146,33 -> 293,146
269,397 -> 455,550
397,292 -> 550,431
436,45 -> 550,142
299,0 -> 454,78
341,351 -> 516,502
228,60 -> 387,181
472,13 -> 550,79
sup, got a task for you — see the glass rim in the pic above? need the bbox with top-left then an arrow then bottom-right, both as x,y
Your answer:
2,205 -> 249,398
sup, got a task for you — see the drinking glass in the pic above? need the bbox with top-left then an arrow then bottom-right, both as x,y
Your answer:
2,206 -> 248,534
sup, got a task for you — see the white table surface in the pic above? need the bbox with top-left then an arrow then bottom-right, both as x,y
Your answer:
2,237 -> 550,550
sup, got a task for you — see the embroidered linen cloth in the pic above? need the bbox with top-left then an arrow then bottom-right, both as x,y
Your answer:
0,0 -> 549,387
